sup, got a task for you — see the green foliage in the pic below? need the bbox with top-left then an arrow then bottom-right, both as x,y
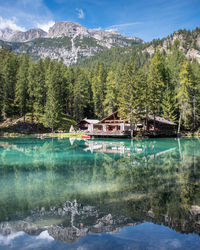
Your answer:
1,31 -> 200,133
177,61 -> 197,130
44,61 -> 63,131
147,50 -> 165,117
118,59 -> 147,124
15,55 -> 29,119
103,71 -> 119,115
91,62 -> 107,118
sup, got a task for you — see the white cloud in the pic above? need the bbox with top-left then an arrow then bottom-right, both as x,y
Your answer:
36,230 -> 54,241
0,231 -> 25,245
106,22 -> 142,31
76,8 -> 85,19
0,16 -> 26,31
0,0 -> 54,30
37,20 -> 55,32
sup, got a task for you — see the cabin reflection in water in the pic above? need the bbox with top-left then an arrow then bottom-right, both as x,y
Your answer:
84,139 -> 176,158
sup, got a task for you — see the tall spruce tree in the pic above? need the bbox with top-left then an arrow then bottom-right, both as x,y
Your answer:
147,50 -> 165,129
44,61 -> 62,132
62,67 -> 75,117
28,59 -> 46,123
15,55 -> 29,121
103,71 -> 119,116
91,62 -> 107,119
191,62 -> 200,129
73,68 -> 90,121
118,59 -> 146,136
0,72 -> 4,121
161,68 -> 177,122
177,61 -> 195,131
1,51 -> 18,118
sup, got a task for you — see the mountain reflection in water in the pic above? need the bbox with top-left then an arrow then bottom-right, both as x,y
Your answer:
0,137 -> 199,249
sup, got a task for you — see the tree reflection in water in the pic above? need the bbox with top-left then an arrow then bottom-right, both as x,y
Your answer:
0,137 -> 199,243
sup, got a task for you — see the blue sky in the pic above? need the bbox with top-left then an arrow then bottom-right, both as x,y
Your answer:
0,0 -> 199,41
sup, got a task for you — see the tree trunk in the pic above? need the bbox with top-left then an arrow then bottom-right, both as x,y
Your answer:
178,110 -> 182,135
193,95 -> 196,131
145,106 -> 148,132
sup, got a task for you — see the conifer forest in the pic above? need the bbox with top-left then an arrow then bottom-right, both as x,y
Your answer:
0,39 -> 200,132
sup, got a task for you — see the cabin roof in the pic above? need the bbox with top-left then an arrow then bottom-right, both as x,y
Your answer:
148,115 -> 176,125
78,119 -> 99,125
98,111 -> 176,126
99,111 -> 119,123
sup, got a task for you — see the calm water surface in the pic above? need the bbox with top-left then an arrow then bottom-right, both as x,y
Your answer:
0,137 -> 200,250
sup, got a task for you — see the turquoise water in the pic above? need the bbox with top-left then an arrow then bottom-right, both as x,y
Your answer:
0,137 -> 200,249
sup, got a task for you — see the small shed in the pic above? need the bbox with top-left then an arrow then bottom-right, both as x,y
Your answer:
77,118 -> 99,130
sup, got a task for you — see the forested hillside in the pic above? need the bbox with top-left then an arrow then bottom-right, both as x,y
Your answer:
0,32 -> 200,133
76,28 -> 200,69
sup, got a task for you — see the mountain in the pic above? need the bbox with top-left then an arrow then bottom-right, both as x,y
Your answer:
146,28 -> 200,63
1,23 -> 200,66
0,21 -> 143,65
76,27 -> 200,68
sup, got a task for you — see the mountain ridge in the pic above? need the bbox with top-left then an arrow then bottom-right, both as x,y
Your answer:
0,21 -> 143,65
0,22 -> 200,66
0,21 -> 143,43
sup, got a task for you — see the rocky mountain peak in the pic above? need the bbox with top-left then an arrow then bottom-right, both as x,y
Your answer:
0,21 -> 144,65
10,28 -> 47,42
0,28 -> 18,41
48,21 -> 89,38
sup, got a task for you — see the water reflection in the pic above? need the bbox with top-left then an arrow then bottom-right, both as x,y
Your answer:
0,137 -> 200,247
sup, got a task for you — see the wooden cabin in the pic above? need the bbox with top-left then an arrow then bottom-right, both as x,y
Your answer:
87,111 -> 177,137
77,118 -> 99,131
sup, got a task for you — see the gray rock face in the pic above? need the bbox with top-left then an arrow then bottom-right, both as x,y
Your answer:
0,28 -> 17,41
0,28 -> 47,42
0,21 -> 143,65
0,200 -> 133,243
10,29 -> 47,42
48,21 -> 89,38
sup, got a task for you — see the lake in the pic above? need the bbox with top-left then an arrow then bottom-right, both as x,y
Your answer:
0,137 -> 200,250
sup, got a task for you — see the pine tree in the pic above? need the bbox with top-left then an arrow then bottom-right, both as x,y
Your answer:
15,55 -> 29,121
28,59 -> 45,123
191,62 -> 200,129
1,50 -> 18,118
91,62 -> 107,119
0,72 -> 4,121
44,61 -> 62,132
73,69 -> 90,121
103,71 -> 119,116
161,68 -> 177,122
118,59 -> 147,136
147,50 -> 165,129
62,67 -> 75,116
177,61 -> 195,131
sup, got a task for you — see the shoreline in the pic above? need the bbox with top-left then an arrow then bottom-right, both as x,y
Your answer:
0,131 -> 199,139
0,132 -> 85,139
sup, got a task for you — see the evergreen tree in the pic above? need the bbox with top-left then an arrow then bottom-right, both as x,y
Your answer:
15,55 -> 29,121
147,50 -> 165,129
103,71 -> 119,116
0,72 -> 4,121
1,50 -> 18,118
191,62 -> 200,129
177,61 -> 195,131
118,59 -> 147,135
44,61 -> 62,132
91,62 -> 107,119
161,68 -> 177,122
73,68 -> 90,121
28,59 -> 46,123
